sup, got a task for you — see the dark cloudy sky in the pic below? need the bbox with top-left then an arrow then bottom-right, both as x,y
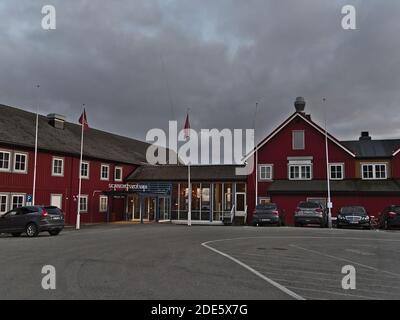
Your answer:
1,0 -> 400,144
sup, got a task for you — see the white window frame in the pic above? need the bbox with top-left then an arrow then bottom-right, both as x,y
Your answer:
0,149 -> 11,172
288,163 -> 312,180
81,161 -> 90,179
13,152 -> 28,174
100,164 -> 110,181
11,194 -> 25,210
292,130 -> 305,150
329,163 -> 344,180
52,157 -> 64,177
79,195 -> 88,213
259,164 -> 273,181
0,193 -> 9,214
50,194 -> 63,209
361,163 -> 388,180
114,166 -> 123,182
99,195 -> 108,212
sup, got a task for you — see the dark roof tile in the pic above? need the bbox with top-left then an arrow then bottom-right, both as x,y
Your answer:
0,104 -> 152,165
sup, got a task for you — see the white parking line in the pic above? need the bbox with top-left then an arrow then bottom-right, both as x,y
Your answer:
201,240 -> 306,300
290,244 -> 400,279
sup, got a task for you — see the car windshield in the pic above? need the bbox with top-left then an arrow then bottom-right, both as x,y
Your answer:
256,204 -> 277,211
298,202 -> 320,209
340,207 -> 366,215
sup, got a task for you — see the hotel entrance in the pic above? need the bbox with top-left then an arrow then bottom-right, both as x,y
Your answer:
127,194 -> 171,222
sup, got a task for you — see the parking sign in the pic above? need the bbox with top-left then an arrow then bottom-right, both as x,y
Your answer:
26,194 -> 33,206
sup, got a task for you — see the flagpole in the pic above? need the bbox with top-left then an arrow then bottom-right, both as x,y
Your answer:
184,108 -> 192,227
188,161 -> 191,226
76,105 -> 85,230
323,98 -> 333,229
32,84 -> 40,206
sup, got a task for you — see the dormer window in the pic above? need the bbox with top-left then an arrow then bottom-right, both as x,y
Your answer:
292,130 -> 305,150
361,163 -> 387,180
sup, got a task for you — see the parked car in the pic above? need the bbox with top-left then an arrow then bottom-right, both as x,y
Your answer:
294,201 -> 327,228
379,205 -> 400,230
252,203 -> 286,226
336,206 -> 371,229
0,206 -> 64,237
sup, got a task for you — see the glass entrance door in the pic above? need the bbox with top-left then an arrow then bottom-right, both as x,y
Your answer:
143,197 -> 156,221
235,192 -> 246,214
158,197 -> 170,221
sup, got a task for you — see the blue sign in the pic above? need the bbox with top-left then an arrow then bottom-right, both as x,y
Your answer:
26,195 -> 33,203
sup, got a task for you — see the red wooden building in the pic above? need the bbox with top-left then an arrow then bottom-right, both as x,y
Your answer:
246,97 -> 400,225
0,105 -> 146,225
1,98 -> 400,226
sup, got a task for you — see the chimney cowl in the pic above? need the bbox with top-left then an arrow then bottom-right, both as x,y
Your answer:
47,113 -> 66,130
294,96 -> 306,113
359,131 -> 371,141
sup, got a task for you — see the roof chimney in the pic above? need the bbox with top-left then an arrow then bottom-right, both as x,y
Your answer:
47,113 -> 65,130
359,131 -> 371,141
294,96 -> 306,113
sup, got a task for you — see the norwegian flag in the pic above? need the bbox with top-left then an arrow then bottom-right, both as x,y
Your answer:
78,108 -> 89,129
183,113 -> 190,139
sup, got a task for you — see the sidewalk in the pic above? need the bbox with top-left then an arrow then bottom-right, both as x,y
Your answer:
63,220 -> 158,230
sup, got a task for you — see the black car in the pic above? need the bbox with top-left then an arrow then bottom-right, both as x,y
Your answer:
294,201 -> 327,228
336,206 -> 371,229
379,205 -> 400,230
252,203 -> 286,226
0,206 -> 64,237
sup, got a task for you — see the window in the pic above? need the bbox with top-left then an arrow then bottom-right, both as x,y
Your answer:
0,194 -> 8,214
115,166 -> 123,181
292,130 -> 305,150
52,157 -> 64,176
289,164 -> 312,180
14,152 -> 27,173
99,196 -> 108,212
81,161 -> 90,179
329,163 -> 344,180
0,151 -> 11,171
259,165 -> 273,180
11,194 -> 25,209
79,195 -> 88,212
259,197 -> 271,205
101,164 -> 109,180
362,163 -> 387,180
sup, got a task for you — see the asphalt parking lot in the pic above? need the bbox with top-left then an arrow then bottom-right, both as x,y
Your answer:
1,224 -> 399,300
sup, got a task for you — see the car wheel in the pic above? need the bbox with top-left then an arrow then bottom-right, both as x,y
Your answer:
11,233 -> 22,237
48,229 -> 61,236
337,224 -> 341,229
25,223 -> 39,237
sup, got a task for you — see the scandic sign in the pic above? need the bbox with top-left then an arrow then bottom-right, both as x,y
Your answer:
108,183 -> 148,191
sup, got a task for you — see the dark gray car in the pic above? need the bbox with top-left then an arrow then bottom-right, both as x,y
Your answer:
294,201 -> 327,228
0,206 -> 64,237
252,203 -> 286,226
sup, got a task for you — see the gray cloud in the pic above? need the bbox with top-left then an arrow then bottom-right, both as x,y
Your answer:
1,0 -> 400,144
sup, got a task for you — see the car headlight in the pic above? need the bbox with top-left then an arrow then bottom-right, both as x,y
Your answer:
362,216 -> 370,221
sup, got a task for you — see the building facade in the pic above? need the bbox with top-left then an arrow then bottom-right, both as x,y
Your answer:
1,99 -> 400,226
246,97 -> 400,225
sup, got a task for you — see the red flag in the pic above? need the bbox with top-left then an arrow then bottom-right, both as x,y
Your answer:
79,109 -> 89,129
184,113 -> 190,139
